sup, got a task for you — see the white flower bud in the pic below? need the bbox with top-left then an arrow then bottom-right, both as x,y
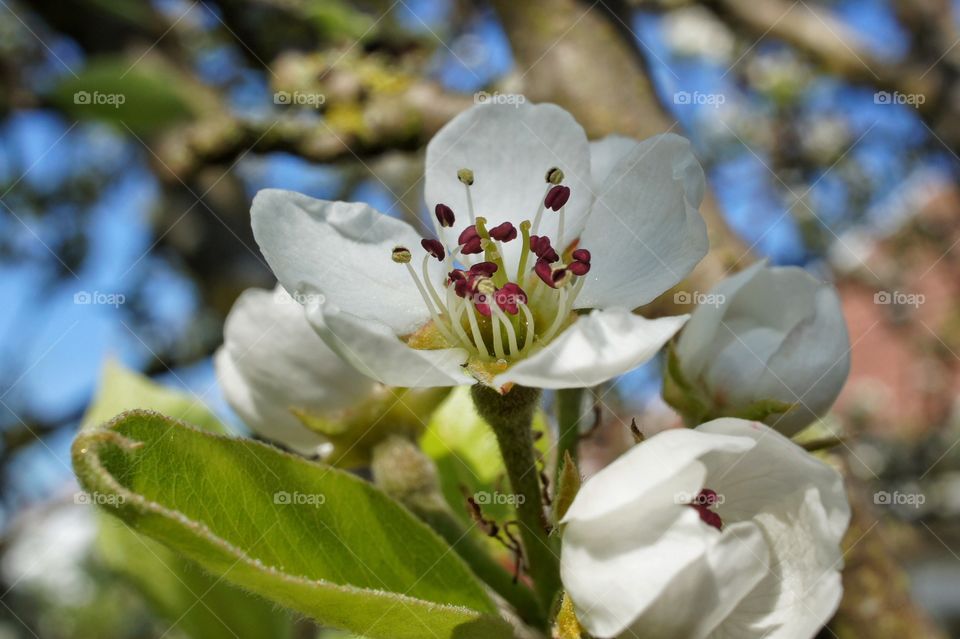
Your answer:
667,263 -> 850,435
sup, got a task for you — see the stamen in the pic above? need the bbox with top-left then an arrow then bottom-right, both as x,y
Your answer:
435,203 -> 456,228
458,168 -> 477,225
393,246 -> 456,345
518,302 -> 535,352
535,259 -> 567,288
544,185 -> 570,211
490,309 -> 506,359
689,489 -> 723,531
530,183 -> 552,236
421,254 -> 448,321
464,298 -> 490,358
545,167 -> 565,185
558,205 -> 566,249
392,246 -> 412,263
458,225 -> 483,255
445,288 -> 477,354
489,221 -> 517,242
421,238 -> 445,261
539,287 -> 569,344
492,303 -> 520,355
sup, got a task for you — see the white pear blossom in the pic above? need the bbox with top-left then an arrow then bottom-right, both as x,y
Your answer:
561,418 -> 850,639
669,263 -> 851,435
250,102 -> 709,391
214,285 -> 379,455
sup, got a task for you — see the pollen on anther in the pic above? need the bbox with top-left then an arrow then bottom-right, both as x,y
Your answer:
457,168 -> 475,186
392,246 -> 412,263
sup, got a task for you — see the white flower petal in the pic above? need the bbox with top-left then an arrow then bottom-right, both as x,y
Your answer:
562,427 -> 755,525
214,287 -> 376,453
424,102 -> 592,268
698,419 -> 850,638
702,324 -> 788,407
563,464 -> 712,638
251,188 -> 444,335
588,135 -> 642,191
494,308 -> 689,389
562,428 -> 757,638
309,304 -> 474,388
675,260 -> 766,379
618,521 -> 769,639
576,133 -> 709,310
754,282 -> 851,435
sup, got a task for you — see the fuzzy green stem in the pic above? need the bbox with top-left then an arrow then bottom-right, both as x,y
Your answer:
370,436 -> 545,629
554,388 -> 584,486
470,384 -> 561,614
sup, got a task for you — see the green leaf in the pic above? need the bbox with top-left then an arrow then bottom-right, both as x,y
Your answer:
73,410 -> 510,639
50,57 -> 202,134
98,517 -> 292,639
552,452 -> 580,525
82,360 -> 224,434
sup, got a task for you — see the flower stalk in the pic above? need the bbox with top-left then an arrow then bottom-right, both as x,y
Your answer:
470,384 -> 561,614
370,436 -> 546,629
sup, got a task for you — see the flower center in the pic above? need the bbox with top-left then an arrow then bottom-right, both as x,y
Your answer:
393,167 -> 591,365
688,488 -> 723,531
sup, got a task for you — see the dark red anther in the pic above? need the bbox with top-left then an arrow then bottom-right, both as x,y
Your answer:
435,203 -> 456,228
421,238 -> 445,261
470,262 -> 499,277
489,221 -> 518,242
458,225 -> 479,245
529,235 -> 559,263
689,488 -> 723,531
495,283 -> 528,315
461,237 -> 484,254
535,259 -> 565,288
694,506 -> 723,531
568,260 -> 590,276
544,185 -> 571,211
572,248 -> 591,263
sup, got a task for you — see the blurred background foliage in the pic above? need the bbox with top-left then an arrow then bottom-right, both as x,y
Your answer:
2,0 -> 960,637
